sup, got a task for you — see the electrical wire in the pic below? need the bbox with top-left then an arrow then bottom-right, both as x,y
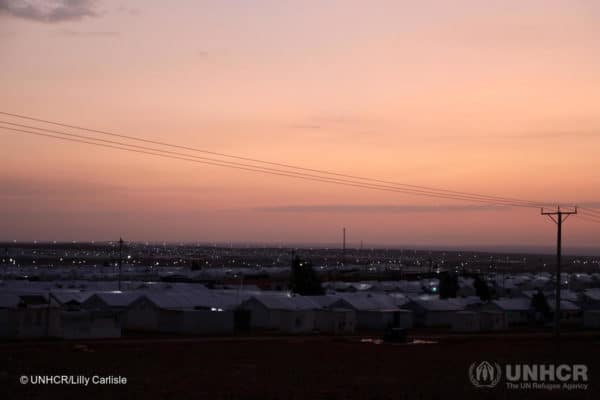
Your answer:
0,111 -> 561,208
0,124 -> 546,208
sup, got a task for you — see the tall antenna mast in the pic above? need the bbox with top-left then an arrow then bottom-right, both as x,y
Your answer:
342,227 -> 346,265
118,237 -> 124,291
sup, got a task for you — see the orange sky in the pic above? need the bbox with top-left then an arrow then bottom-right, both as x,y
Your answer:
1,0 -> 599,250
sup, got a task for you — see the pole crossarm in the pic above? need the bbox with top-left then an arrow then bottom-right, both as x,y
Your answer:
541,206 -> 578,217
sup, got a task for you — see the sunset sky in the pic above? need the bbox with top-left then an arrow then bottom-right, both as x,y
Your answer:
1,0 -> 600,251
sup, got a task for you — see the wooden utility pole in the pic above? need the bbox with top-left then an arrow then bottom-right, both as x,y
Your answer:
541,206 -> 577,339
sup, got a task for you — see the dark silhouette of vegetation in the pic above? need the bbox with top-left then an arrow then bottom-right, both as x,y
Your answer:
191,260 -> 203,271
289,255 -> 324,295
473,275 -> 491,302
439,272 -> 459,299
531,290 -> 551,320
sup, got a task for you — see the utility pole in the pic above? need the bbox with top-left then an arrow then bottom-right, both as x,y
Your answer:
118,237 -> 123,292
541,206 -> 577,340
342,227 -> 346,266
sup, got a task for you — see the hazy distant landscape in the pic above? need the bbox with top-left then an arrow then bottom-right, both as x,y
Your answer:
3,241 -> 600,279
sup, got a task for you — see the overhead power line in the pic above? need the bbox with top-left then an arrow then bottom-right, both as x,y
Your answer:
580,207 -> 600,216
1,111 -> 596,226
0,111 -> 560,208
579,215 -> 600,224
579,210 -> 600,223
0,124 -> 541,208
2,120 -> 562,208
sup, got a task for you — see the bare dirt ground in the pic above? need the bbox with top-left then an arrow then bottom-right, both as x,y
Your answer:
1,333 -> 599,400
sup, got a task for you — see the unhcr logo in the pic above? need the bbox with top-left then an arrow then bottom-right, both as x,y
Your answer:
469,361 -> 502,388
504,364 -> 588,391
468,362 -> 589,391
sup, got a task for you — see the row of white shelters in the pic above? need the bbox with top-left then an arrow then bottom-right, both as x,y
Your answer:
119,292 -> 235,334
59,309 -> 121,339
549,300 -> 582,324
404,297 -> 508,331
83,292 -> 139,312
521,289 -> 580,303
476,298 -> 531,326
239,295 -> 320,333
0,291 -> 121,339
452,311 -> 481,332
582,289 -> 600,310
329,293 -> 412,330
405,299 -> 465,328
79,289 -> 242,334
51,291 -> 121,339
314,308 -> 356,334
0,293 -> 61,339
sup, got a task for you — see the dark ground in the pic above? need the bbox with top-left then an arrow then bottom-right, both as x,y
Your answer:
1,333 -> 599,400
